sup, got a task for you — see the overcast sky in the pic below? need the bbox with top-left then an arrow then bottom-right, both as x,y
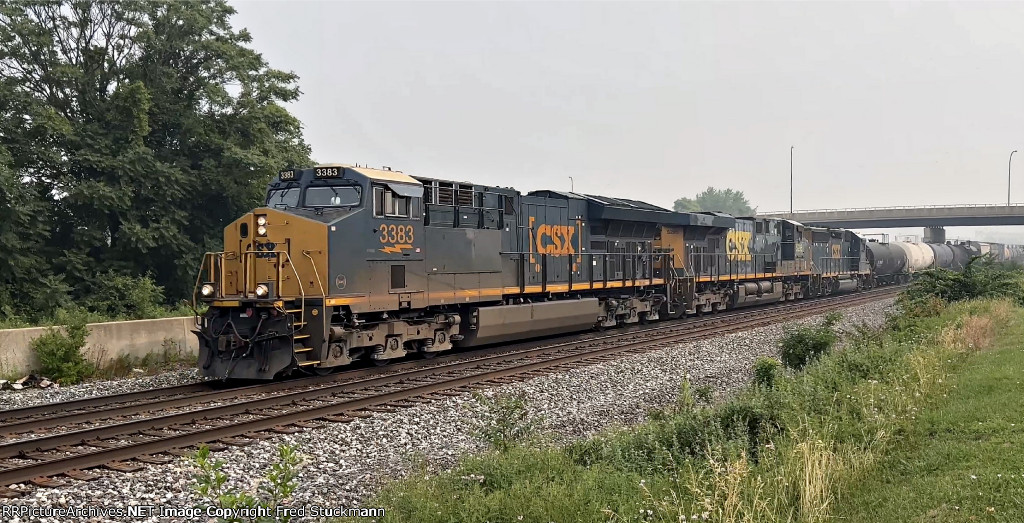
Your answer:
231,1 -> 1024,239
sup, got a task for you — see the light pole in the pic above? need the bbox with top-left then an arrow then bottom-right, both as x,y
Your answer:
1010,150 -> 1018,206
790,146 -> 794,214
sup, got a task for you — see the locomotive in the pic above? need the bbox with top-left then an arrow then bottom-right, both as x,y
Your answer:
192,164 -> 890,380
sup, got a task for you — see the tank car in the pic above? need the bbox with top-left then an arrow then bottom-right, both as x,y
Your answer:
865,240 -> 909,285
950,242 -> 977,270
927,243 -> 955,269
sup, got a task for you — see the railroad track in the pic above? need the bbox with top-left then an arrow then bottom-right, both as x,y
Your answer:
0,287 -> 899,495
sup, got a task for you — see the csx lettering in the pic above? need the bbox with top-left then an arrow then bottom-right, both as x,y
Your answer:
535,225 -> 576,255
726,230 -> 751,261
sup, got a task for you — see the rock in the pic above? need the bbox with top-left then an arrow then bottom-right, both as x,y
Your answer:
0,299 -> 893,518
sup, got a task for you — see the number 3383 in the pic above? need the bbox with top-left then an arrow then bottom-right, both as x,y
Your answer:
379,224 -> 414,244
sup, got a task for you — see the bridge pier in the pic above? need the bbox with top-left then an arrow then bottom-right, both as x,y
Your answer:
923,226 -> 946,244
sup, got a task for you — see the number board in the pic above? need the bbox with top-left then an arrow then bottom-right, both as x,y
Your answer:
278,170 -> 297,181
314,166 -> 342,178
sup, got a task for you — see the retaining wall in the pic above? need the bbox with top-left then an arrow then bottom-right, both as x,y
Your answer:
0,316 -> 198,376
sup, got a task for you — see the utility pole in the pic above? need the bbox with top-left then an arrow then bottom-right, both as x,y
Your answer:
1010,150 -> 1018,206
569,176 -> 574,193
790,146 -> 794,214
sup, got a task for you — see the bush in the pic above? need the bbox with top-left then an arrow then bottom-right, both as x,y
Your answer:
82,271 -> 167,320
780,313 -> 841,370
193,444 -> 304,523
753,357 -> 781,388
470,391 -> 544,452
902,256 -> 1024,307
30,309 -> 94,383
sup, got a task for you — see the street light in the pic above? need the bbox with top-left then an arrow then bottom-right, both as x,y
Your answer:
790,146 -> 794,214
1010,150 -> 1018,206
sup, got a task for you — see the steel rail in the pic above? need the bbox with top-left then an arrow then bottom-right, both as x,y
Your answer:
0,287 -> 897,435
0,288 -> 898,487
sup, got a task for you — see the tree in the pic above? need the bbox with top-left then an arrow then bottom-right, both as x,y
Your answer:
0,1 -> 311,315
673,187 -> 756,216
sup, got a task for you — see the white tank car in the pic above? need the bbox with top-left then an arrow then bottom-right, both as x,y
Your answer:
892,241 -> 932,272
912,242 -> 935,269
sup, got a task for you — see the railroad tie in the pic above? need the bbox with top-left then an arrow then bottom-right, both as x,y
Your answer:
103,461 -> 144,473
134,454 -> 174,464
322,415 -> 356,423
63,469 -> 103,481
244,431 -> 276,440
218,437 -> 255,447
62,470 -> 102,483
0,485 -> 25,498
29,476 -> 66,488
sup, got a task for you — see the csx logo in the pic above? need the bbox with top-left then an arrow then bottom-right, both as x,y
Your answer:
726,230 -> 751,261
831,244 -> 841,258
535,224 -> 577,255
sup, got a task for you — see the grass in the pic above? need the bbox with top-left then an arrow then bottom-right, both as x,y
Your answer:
834,307 -> 1024,522
352,298 -> 1024,523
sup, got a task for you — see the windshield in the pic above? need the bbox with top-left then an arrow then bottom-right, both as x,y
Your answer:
266,188 -> 300,207
305,185 -> 361,207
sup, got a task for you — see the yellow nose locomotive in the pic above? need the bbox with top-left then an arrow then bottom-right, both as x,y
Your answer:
195,164 -> 873,380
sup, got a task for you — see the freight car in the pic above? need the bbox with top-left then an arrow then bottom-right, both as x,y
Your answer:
192,164 -> 871,380
864,237 -> 1024,285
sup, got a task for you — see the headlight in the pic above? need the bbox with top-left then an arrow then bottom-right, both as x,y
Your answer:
256,215 -> 268,226
200,284 -> 214,297
255,284 -> 270,298
256,225 -> 268,236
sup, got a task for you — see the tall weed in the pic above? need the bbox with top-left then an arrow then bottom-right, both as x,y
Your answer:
30,308 -> 94,383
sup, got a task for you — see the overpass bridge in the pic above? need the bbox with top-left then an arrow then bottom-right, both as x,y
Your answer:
759,203 -> 1024,228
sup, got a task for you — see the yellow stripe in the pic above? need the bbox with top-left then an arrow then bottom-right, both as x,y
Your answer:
210,300 -> 283,307
326,296 -> 366,306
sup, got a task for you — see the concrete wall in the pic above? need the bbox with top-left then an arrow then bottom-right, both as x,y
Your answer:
0,316 -> 198,377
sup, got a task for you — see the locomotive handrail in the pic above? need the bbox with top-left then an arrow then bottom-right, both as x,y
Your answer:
501,250 -> 659,293
191,251 -> 225,314
688,252 -> 778,281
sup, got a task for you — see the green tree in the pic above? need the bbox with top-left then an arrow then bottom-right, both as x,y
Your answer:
0,143 -> 70,321
673,187 -> 756,216
0,1 -> 311,312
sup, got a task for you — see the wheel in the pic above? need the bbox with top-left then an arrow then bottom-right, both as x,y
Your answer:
421,351 -> 437,359
310,366 -> 336,376
373,358 -> 391,367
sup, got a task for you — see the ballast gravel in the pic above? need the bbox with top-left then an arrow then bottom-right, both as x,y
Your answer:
2,298 -> 894,522
0,368 -> 207,411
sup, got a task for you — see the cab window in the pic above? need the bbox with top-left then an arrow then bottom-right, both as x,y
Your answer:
374,186 -> 410,218
305,186 -> 361,207
266,187 -> 300,208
